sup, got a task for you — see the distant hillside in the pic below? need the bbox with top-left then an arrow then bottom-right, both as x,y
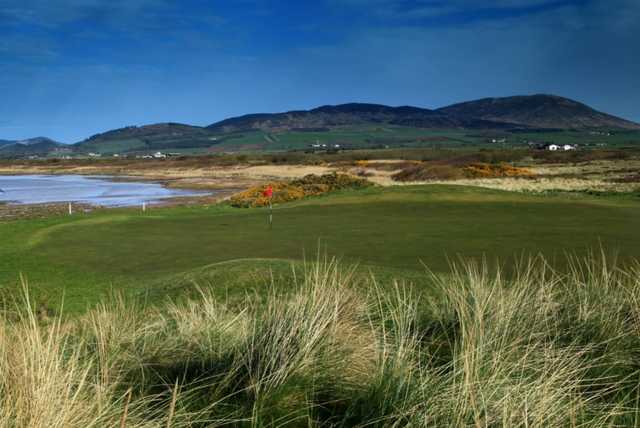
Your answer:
437,95 -> 640,130
0,137 -> 64,156
207,103 -> 513,133
3,94 -> 637,157
207,96 -> 639,134
74,123 -> 220,154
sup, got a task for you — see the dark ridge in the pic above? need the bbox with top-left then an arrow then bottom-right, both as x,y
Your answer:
208,95 -> 639,134
437,94 -> 640,130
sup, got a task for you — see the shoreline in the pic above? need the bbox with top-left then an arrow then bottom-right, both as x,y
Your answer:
1,157 -> 638,208
0,161 -> 333,190
0,173 -> 241,221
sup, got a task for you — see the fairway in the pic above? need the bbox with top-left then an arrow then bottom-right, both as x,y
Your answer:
2,184 -> 639,312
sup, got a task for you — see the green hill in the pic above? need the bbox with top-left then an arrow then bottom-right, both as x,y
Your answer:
73,123 -> 221,154
3,95 -> 639,157
0,137 -> 64,157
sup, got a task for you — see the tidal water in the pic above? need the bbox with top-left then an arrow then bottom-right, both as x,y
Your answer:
0,175 -> 208,207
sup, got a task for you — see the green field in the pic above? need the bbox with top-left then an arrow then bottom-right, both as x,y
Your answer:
88,127 -> 640,155
3,125 -> 639,160
193,127 -> 482,153
2,184 -> 639,313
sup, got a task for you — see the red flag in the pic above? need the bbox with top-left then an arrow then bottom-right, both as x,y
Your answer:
262,185 -> 273,199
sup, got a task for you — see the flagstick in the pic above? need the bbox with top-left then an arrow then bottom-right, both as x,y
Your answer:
263,185 -> 274,229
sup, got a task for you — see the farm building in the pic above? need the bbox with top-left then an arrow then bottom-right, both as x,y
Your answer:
544,143 -> 576,151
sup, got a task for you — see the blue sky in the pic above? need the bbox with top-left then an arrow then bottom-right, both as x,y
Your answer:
1,0 -> 638,142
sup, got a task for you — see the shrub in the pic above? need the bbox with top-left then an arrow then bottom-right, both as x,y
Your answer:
230,173 -> 372,207
462,162 -> 534,178
391,162 -> 533,182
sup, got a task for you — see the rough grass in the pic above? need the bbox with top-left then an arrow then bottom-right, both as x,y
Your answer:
611,173 -> 640,183
391,164 -> 465,181
3,254 -> 640,427
392,162 -> 533,182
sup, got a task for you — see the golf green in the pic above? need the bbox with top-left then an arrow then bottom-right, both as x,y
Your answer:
2,185 -> 639,312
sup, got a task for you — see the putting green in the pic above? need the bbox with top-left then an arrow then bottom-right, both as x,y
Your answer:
2,185 -> 639,312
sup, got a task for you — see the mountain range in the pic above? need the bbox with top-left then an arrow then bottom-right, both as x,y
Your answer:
207,94 -> 640,132
2,94 -> 639,157
0,137 -> 65,156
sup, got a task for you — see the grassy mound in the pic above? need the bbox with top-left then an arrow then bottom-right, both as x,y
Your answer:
392,163 -> 464,181
463,162 -> 534,178
3,255 -> 640,426
392,162 -> 533,182
230,173 -> 372,208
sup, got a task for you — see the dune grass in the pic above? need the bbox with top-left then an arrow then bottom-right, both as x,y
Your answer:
2,253 -> 640,427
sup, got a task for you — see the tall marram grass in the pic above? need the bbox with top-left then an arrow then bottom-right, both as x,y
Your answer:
2,254 -> 640,427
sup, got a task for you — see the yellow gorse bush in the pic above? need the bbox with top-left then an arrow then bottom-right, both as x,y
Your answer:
463,162 -> 534,178
392,161 -> 534,182
230,173 -> 372,207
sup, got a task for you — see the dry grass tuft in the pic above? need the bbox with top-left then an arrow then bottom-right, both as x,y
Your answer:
2,254 -> 640,426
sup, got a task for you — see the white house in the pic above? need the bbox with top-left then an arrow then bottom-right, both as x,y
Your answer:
546,143 -> 576,151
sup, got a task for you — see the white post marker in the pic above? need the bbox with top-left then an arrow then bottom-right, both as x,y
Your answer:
142,201 -> 146,212
68,202 -> 72,215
